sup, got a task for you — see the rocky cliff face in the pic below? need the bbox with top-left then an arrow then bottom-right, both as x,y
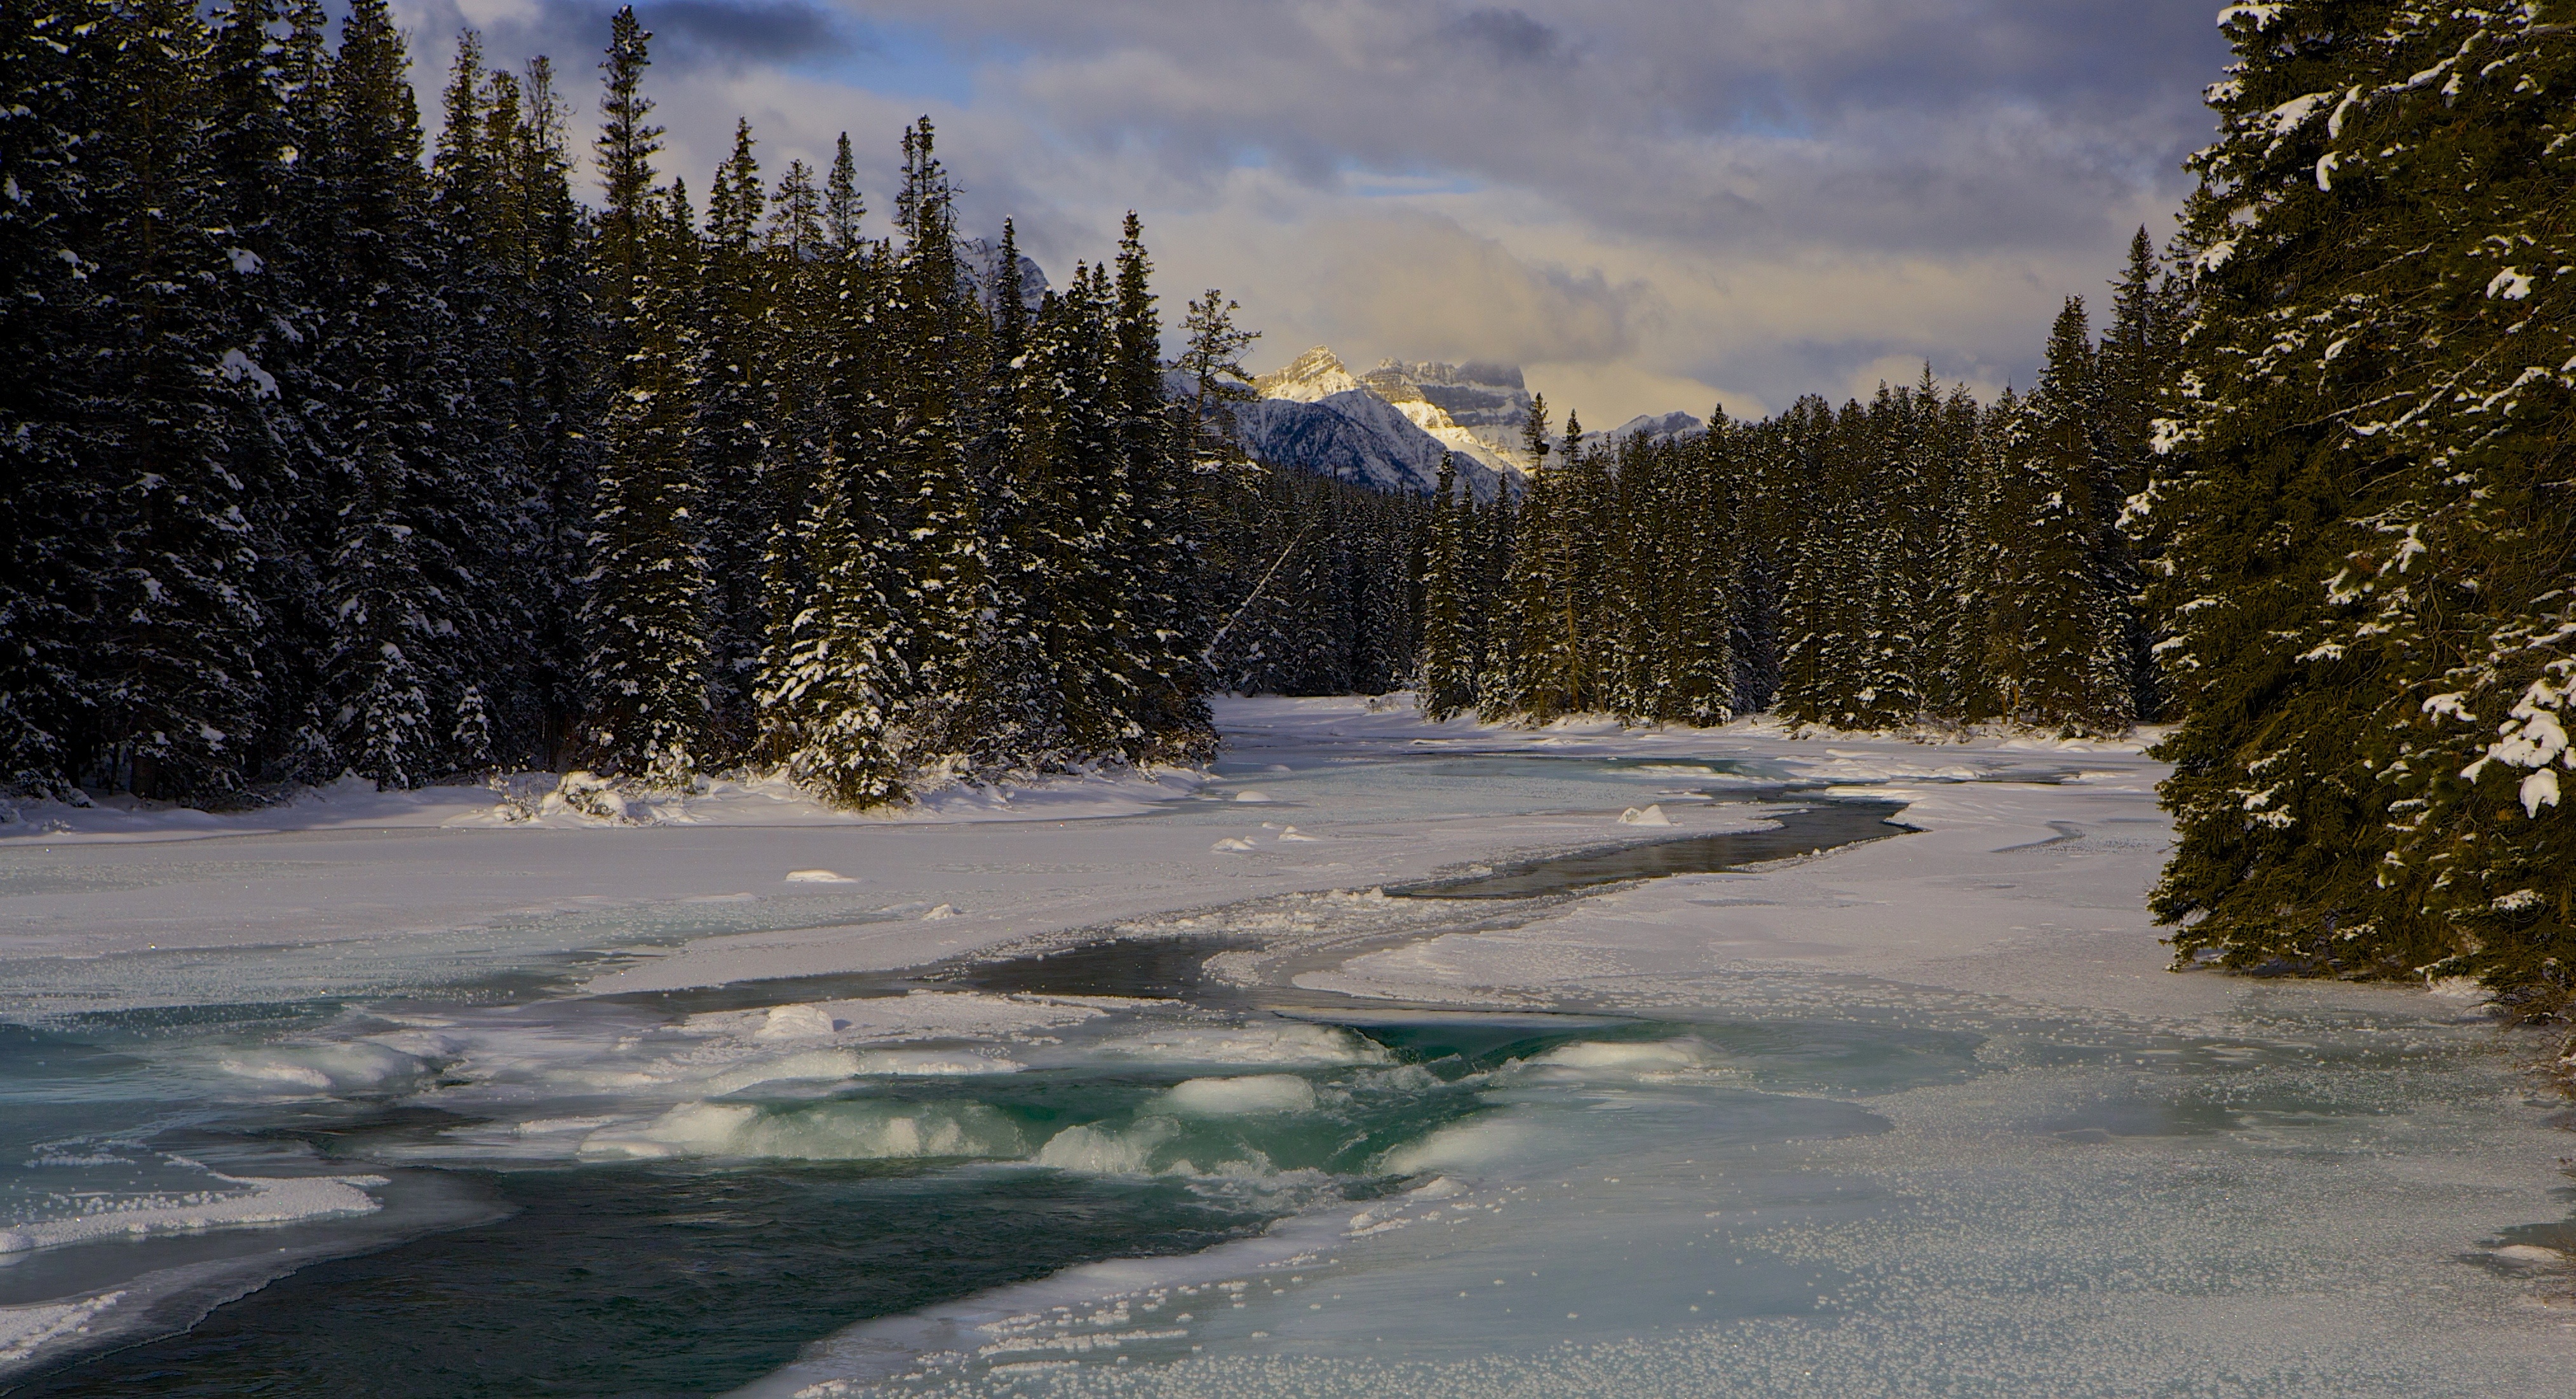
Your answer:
1359,359 -> 1537,467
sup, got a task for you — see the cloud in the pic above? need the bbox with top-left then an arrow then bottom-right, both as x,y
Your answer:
646,0 -> 847,63
1445,8 -> 1565,66
393,0 -> 2232,424
1308,213 -> 1634,365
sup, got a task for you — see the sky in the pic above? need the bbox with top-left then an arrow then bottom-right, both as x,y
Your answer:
396,0 -> 2233,425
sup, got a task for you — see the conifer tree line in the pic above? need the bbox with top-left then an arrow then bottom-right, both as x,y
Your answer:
0,1 -> 1404,807
1416,245 -> 2188,738
2136,2 -> 2571,1003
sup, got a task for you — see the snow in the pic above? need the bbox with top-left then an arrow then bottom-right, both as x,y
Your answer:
1089,1023 -> 1388,1067
0,1294 -> 123,1366
1,1168 -> 382,1253
2520,768 -> 2561,817
7,695 -> 2569,1393
2486,267 -> 2533,301
0,765 -> 1210,846
685,992 -> 1109,1046
1233,348 -> 1525,497
1161,1075 -> 1317,1116
1252,346 -> 1365,402
215,348 -> 277,398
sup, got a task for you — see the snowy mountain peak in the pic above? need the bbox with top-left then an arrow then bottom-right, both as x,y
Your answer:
1255,346 -> 1366,402
1223,344 -> 1701,500
1605,410 -> 1706,444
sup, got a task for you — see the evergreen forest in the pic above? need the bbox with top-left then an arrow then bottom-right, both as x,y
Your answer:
1415,256 -> 2180,741
0,1 -> 2568,1008
0,1 -> 1420,808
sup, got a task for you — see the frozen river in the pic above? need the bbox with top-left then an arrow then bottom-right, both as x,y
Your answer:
3,698 -> 2570,1395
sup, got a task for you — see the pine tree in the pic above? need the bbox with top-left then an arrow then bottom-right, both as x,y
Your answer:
1415,456 -> 1476,720
2144,1 -> 2573,993
1175,290 -> 1260,471
591,4 -> 657,343
497,53 -> 598,768
0,0 -> 108,797
758,170 -> 906,801
305,0 -> 482,789
1772,396 -> 1847,727
823,133 -> 863,250
695,117 -> 773,752
1659,431 -> 1736,725
1109,212 -> 1213,760
576,26 -> 711,783
1996,300 -> 2129,734
968,218 -> 1069,767
2096,227 -> 2171,720
885,119 -> 984,762
83,0 -> 271,798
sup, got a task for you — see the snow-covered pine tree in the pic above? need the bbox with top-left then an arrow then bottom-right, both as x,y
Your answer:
1917,379 -> 1993,722
1469,479 -> 1518,715
83,0 -> 272,798
967,218 -> 1072,768
1994,299 -> 2129,734
2146,1 -> 2572,992
489,53 -> 599,768
306,0 -> 483,789
1494,412 -> 1561,718
1416,456 -> 1477,720
1659,430 -> 1736,725
1775,397 -> 1874,728
0,0 -> 107,797
884,119 -> 985,764
1718,416 -> 1784,716
694,118 -> 774,754
1847,384 -> 1924,730
1110,213 -> 1215,760
1034,263 -> 1138,754
1783,404 -> 1838,727
212,0 -> 345,785
2095,228 -> 2175,722
429,29 -> 552,774
1600,433 -> 1656,720
576,25 -> 712,784
757,156 -> 908,802
444,50 -> 600,768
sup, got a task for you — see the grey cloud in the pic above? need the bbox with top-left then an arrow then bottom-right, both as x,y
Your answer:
889,0 -> 2222,262
1446,8 -> 1563,65
396,0 -> 2235,415
645,0 -> 848,62
405,0 -> 845,86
